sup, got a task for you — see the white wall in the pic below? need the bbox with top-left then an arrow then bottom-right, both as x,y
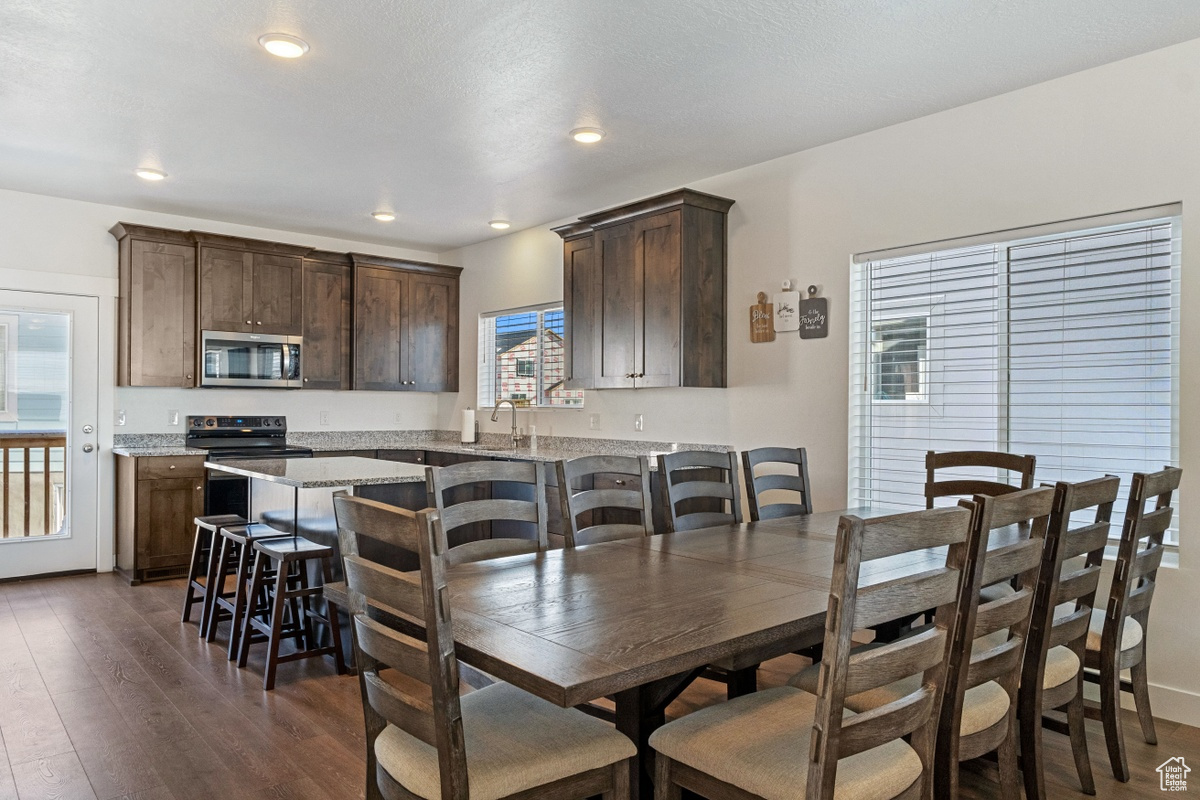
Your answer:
0,189 -> 443,573
439,38 -> 1200,723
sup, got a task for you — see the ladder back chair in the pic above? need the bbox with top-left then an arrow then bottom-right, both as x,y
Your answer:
425,460 -> 549,567
651,505 -> 974,800
741,446 -> 813,522
1083,466 -> 1181,782
556,455 -> 654,547
335,495 -> 635,800
656,450 -> 742,533
925,450 -> 1036,508
1019,475 -> 1118,800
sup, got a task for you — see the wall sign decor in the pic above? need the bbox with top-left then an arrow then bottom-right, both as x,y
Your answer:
774,279 -> 800,332
798,285 -> 829,339
750,292 -> 775,343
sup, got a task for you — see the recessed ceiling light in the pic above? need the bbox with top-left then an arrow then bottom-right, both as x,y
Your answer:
258,33 -> 309,58
372,211 -> 395,222
489,220 -> 511,230
570,127 -> 605,144
135,168 -> 166,181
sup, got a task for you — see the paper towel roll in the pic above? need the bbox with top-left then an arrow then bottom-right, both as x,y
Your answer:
461,407 -> 476,443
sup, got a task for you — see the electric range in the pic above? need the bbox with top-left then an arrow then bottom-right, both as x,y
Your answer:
186,415 -> 313,517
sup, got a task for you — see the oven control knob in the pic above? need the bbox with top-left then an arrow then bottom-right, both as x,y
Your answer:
273,417 -> 283,427
205,418 -> 216,427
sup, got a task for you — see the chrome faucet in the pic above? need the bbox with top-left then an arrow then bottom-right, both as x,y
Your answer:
491,399 -> 519,449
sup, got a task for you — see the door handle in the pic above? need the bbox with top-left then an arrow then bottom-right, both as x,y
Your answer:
82,444 -> 94,453
82,424 -> 94,434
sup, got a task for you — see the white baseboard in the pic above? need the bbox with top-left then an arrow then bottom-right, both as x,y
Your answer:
1084,679 -> 1200,727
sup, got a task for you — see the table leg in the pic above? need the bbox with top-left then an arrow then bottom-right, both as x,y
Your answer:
613,668 -> 705,800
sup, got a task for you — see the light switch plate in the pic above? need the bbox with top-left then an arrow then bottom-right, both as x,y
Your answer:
634,413 -> 644,432
394,411 -> 405,424
319,411 -> 330,426
167,409 -> 179,426
589,413 -> 600,430
115,409 -> 126,426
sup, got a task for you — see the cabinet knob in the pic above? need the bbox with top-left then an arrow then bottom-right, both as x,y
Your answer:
169,464 -> 176,470
185,374 -> 193,381
303,377 -> 309,383
246,320 -> 252,325
256,321 -> 262,325
196,486 -> 202,491
614,479 -> 627,486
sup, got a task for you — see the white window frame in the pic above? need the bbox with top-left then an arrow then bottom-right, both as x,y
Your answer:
0,315 -> 19,422
477,302 -> 584,409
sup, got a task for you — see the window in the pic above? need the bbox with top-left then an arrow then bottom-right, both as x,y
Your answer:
478,304 -> 584,408
850,210 -> 1180,544
0,315 -> 18,422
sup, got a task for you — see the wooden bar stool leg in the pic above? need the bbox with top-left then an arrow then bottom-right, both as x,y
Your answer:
198,526 -> 224,636
238,550 -> 269,668
263,557 -> 291,690
205,536 -> 234,642
322,556 -> 347,675
181,522 -> 207,624
227,540 -> 255,661
295,561 -> 317,650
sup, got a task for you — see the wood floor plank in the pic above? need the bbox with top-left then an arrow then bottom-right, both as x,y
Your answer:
0,667 -> 74,766
74,738 -> 164,800
10,752 -> 97,800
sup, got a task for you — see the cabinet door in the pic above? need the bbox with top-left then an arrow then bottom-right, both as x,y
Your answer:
136,477 -> 205,571
595,223 -> 638,388
199,247 -> 253,332
302,260 -> 351,389
252,254 -> 304,335
125,239 -> 196,386
562,236 -> 597,389
634,210 -> 682,388
407,273 -> 459,392
354,266 -> 408,390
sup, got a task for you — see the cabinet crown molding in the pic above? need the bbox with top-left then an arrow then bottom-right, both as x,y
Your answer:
552,187 -> 735,240
350,252 -> 463,277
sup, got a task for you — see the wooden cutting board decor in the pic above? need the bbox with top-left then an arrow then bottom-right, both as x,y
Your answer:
798,285 -> 829,339
750,292 -> 775,343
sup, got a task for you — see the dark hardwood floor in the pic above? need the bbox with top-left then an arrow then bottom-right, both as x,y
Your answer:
1,573 -> 1196,799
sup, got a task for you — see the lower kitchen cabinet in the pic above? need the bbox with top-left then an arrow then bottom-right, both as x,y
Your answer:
115,455 -> 206,584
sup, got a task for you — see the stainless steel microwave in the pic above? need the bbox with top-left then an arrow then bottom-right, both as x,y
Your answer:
200,331 -> 302,388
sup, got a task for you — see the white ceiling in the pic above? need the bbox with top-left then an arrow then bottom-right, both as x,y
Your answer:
3,1 -> 1200,252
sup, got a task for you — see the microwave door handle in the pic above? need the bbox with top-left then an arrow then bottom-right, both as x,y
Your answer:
282,342 -> 292,382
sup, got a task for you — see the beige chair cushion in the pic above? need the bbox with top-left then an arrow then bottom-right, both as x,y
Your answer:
374,682 -> 635,800
1085,608 -> 1143,652
649,686 -> 921,800
979,581 -> 1017,603
1043,645 -> 1080,689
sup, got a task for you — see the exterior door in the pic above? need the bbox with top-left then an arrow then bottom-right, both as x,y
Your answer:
0,290 -> 99,580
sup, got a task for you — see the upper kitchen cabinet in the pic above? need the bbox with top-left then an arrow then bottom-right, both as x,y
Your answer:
552,188 -> 734,389
194,233 -> 306,336
301,251 -> 352,390
110,223 -> 198,387
352,255 -> 461,392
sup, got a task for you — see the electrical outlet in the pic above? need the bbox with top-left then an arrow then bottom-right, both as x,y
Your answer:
589,413 -> 600,430
634,413 -> 644,432
115,409 -> 126,426
319,411 -> 330,426
167,409 -> 179,426
394,411 -> 405,424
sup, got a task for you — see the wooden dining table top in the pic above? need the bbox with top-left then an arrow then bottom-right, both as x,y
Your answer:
442,506 -> 942,708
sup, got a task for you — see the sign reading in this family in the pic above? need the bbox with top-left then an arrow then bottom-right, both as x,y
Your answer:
750,292 -> 775,343
798,285 -> 829,339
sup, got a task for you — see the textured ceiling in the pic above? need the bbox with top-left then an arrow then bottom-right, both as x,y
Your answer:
3,0 -> 1200,251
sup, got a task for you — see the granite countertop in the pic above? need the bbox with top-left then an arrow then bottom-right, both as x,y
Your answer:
205,456 -> 428,488
113,430 -> 732,465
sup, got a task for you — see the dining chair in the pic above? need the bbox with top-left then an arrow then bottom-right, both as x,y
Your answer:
1019,475 -> 1119,800
656,450 -> 742,533
791,486 -> 1052,799
334,494 -> 635,800
740,446 -> 812,522
1082,466 -> 1181,782
925,449 -> 1036,508
556,455 -> 654,547
651,505 -> 974,800
425,460 -> 550,566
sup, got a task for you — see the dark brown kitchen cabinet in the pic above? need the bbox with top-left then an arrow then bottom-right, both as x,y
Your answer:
352,255 -> 461,393
552,188 -> 733,389
302,252 -> 352,389
111,224 -> 197,387
195,234 -> 305,336
115,454 -> 206,584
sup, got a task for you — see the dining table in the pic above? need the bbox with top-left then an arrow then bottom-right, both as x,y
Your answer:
438,506 -> 940,800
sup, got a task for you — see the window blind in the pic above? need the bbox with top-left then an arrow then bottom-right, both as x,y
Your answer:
477,304 -> 583,408
849,216 -> 1180,543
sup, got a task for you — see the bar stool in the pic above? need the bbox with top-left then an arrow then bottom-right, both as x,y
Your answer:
237,536 -> 347,690
181,514 -> 247,634
206,523 -> 290,658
